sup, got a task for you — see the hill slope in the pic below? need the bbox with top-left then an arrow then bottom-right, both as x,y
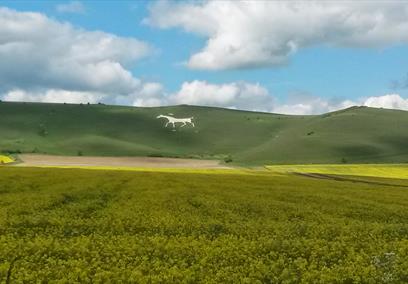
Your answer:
1,102 -> 408,165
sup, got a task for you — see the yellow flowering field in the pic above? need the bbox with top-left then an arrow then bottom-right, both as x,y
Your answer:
0,167 -> 407,282
267,164 -> 408,179
0,155 -> 14,164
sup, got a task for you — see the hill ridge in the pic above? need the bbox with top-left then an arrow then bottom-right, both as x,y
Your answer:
1,101 -> 407,165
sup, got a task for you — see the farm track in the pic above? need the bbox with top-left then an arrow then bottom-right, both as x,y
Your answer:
295,172 -> 408,188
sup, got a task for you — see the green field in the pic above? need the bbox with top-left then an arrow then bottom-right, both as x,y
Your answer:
0,167 -> 407,283
1,102 -> 408,165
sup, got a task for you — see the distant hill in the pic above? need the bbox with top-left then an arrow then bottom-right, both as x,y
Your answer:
1,101 -> 408,165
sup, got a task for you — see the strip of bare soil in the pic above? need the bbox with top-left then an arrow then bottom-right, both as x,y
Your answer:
295,172 -> 408,188
16,154 -> 230,169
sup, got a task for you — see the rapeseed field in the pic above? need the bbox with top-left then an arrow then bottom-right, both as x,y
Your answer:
0,167 -> 407,282
0,155 -> 13,164
267,164 -> 408,179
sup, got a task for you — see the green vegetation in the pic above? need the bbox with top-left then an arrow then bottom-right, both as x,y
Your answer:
267,164 -> 408,179
1,102 -> 408,165
0,167 -> 407,282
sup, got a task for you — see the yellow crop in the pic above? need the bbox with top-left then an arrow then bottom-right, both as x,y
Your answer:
1,166 -> 408,282
266,164 -> 408,179
0,155 -> 14,164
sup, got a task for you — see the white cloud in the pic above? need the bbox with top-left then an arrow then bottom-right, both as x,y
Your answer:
163,80 -> 408,115
56,1 -> 85,14
4,89 -> 105,104
271,92 -> 356,115
162,81 -> 358,114
106,77 -> 408,114
3,80 -> 408,115
1,7 -> 407,115
363,94 -> 408,110
130,82 -> 166,107
146,1 -> 408,70
0,7 -> 154,102
273,94 -> 408,115
169,80 -> 274,111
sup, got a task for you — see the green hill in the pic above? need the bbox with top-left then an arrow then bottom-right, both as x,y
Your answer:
1,101 -> 408,165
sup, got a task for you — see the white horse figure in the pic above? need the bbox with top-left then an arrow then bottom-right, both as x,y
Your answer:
156,115 -> 195,128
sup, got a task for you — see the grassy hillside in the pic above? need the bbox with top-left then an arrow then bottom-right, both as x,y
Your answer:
0,167 -> 407,282
1,101 -> 408,165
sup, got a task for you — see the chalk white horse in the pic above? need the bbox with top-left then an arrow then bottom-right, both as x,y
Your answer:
156,115 -> 195,128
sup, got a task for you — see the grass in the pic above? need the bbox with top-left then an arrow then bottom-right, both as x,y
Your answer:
267,164 -> 408,179
0,155 -> 14,164
1,101 -> 408,165
0,167 -> 407,282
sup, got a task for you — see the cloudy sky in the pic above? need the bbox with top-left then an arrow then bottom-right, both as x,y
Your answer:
1,0 -> 408,114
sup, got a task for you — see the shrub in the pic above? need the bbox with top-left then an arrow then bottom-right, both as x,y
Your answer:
224,156 -> 233,163
4,149 -> 21,154
38,124 -> 48,137
148,153 -> 164,158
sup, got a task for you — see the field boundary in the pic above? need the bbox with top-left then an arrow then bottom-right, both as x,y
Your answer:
295,172 -> 408,188
15,154 -> 232,169
266,164 -> 408,180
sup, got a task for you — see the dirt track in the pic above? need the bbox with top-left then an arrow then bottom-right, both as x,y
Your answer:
296,172 -> 408,188
16,154 -> 230,169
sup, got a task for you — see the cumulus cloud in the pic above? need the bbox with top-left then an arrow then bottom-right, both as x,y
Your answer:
262,93 -> 408,115
127,78 -> 406,115
56,1 -> 85,14
363,94 -> 408,110
1,7 -> 407,115
0,7 -> 156,103
273,96 -> 356,115
4,80 -> 408,115
165,81 -> 408,115
270,94 -> 408,115
128,83 -> 166,107
4,89 -> 105,104
146,1 -> 408,70
169,81 -> 273,111
166,82 -> 353,115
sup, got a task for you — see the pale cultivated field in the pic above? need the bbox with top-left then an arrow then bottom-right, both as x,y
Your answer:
17,154 -> 230,169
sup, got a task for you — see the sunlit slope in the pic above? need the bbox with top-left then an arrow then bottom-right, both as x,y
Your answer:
239,107 -> 408,165
267,164 -> 408,179
1,102 -> 408,165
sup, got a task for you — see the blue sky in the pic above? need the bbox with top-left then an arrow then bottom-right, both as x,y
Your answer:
1,1 -> 407,114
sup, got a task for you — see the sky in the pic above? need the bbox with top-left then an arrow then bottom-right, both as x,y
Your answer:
1,0 -> 408,114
